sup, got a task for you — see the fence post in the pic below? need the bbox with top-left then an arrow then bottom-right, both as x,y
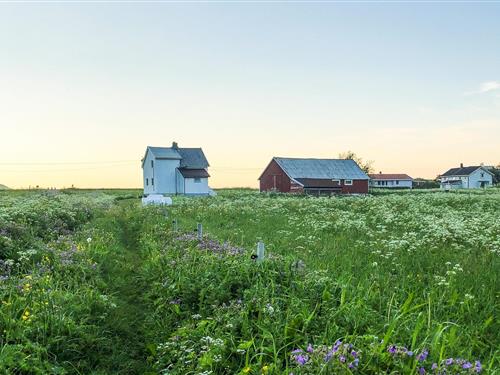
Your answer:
197,223 -> 203,240
172,219 -> 178,232
257,240 -> 265,262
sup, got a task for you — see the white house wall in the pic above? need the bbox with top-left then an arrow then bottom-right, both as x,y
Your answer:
142,150 -> 155,195
184,177 -> 209,195
176,169 -> 185,194
155,159 -> 180,194
371,180 -> 412,188
469,168 -> 493,188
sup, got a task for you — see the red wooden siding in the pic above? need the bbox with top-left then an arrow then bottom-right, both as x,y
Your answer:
259,159 -> 292,192
341,179 -> 369,194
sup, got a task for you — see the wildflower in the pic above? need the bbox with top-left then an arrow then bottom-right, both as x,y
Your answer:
339,355 -> 346,363
388,345 -> 397,354
417,349 -> 429,362
22,309 -> 30,321
262,365 -> 269,373
407,351 -> 414,357
294,354 -> 308,365
306,343 -> 314,353
419,367 -> 426,375
243,366 -> 251,373
445,358 -> 454,366
462,362 -> 473,369
87,237 -> 92,243
291,349 -> 303,354
475,360 -> 482,373
351,350 -> 358,358
431,363 -> 438,370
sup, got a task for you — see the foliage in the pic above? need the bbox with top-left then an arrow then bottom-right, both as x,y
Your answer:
338,151 -> 374,174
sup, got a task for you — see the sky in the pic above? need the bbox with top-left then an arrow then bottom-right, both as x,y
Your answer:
0,2 -> 499,189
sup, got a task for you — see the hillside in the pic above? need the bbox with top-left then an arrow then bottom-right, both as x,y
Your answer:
0,184 -> 9,190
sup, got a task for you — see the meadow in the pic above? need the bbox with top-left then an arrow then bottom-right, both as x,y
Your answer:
0,188 -> 498,374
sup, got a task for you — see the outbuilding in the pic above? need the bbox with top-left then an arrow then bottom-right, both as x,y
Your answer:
259,157 -> 369,195
439,164 -> 493,189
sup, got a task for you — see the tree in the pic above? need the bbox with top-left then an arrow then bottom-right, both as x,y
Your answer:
338,151 -> 374,174
490,163 -> 500,184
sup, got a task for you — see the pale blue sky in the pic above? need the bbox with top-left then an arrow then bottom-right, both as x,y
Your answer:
0,3 -> 499,188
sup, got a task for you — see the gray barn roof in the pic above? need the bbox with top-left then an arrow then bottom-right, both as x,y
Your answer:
273,157 -> 369,180
143,144 -> 209,169
441,166 -> 493,177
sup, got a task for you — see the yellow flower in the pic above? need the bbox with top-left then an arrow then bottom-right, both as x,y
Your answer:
22,309 -> 30,321
243,367 -> 251,374
262,365 -> 269,373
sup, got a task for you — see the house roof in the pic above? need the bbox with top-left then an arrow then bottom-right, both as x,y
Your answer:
178,168 -> 210,178
369,173 -> 413,180
294,178 -> 342,188
143,145 -> 209,169
441,166 -> 493,177
270,157 -> 369,180
178,148 -> 210,169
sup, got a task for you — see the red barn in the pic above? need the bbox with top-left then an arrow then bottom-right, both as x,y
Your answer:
259,157 -> 369,195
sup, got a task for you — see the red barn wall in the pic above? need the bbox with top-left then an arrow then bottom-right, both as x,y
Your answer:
259,160 -> 292,192
342,180 -> 369,194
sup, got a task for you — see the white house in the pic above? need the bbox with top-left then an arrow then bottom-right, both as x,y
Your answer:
440,164 -> 494,189
368,173 -> 413,189
141,142 -> 213,196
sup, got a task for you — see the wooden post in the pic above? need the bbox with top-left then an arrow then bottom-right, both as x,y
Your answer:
257,240 -> 265,262
197,223 -> 203,240
172,219 -> 178,232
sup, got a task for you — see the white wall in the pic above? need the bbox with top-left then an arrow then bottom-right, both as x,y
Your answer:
154,159 -> 180,194
176,169 -> 185,194
142,150 -> 155,195
184,177 -> 209,195
469,168 -> 493,188
371,180 -> 412,188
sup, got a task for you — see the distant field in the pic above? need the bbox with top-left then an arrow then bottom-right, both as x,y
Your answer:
0,188 -> 498,374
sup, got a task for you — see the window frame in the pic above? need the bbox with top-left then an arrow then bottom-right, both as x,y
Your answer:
344,179 -> 353,186
194,177 -> 202,183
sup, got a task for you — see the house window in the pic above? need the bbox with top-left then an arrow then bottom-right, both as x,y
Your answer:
345,179 -> 353,185
146,178 -> 149,186
396,180 -> 399,185
377,181 -> 381,185
152,178 -> 154,185
194,178 -> 201,183
151,160 -> 154,169
481,173 -> 484,178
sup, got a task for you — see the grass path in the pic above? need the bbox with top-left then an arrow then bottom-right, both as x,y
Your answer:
89,203 -> 154,374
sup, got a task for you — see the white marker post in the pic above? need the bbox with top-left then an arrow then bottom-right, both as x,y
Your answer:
257,240 -> 265,262
197,223 -> 203,241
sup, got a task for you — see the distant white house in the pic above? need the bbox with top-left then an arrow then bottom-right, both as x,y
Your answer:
141,142 -> 213,196
368,173 -> 413,189
439,164 -> 493,189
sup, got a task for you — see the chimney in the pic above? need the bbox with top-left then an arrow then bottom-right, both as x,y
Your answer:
379,171 -> 382,174
172,141 -> 178,149
460,163 -> 463,168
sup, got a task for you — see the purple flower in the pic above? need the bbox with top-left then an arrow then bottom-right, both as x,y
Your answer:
388,345 -> 397,354
462,362 -> 472,369
419,368 -> 426,375
431,363 -> 438,370
291,349 -> 303,354
351,350 -> 358,358
306,343 -> 314,353
295,354 -> 308,366
339,355 -> 346,363
475,360 -> 482,373
407,351 -> 414,357
418,350 -> 429,362
324,350 -> 333,362
353,358 -> 359,366
445,358 -> 454,366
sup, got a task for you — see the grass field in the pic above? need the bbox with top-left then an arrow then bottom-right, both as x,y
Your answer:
0,188 -> 498,374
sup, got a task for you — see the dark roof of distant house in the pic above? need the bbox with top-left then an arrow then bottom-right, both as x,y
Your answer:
178,168 -> 210,178
143,144 -> 209,169
294,178 -> 342,188
441,166 -> 493,177
369,174 -> 413,180
261,157 -> 369,180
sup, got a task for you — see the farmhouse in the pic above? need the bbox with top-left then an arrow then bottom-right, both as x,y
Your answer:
439,163 -> 493,189
259,157 -> 369,195
141,142 -> 213,196
368,173 -> 413,189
